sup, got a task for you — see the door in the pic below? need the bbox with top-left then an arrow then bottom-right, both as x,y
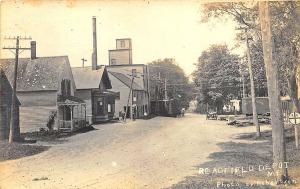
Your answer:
97,97 -> 105,116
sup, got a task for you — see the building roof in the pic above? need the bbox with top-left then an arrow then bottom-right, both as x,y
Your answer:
0,69 -> 21,105
57,95 -> 85,105
71,66 -> 112,90
0,56 -> 73,92
108,71 -> 143,90
107,64 -> 146,67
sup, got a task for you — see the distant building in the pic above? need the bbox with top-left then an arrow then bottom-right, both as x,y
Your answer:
72,66 -> 117,123
107,64 -> 150,118
109,38 -> 132,65
0,69 -> 21,140
107,38 -> 150,118
108,71 -> 148,118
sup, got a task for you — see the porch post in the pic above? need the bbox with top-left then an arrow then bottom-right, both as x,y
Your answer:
77,105 -> 81,126
85,105 -> 87,126
57,105 -> 60,131
63,106 -> 65,128
57,105 -> 59,131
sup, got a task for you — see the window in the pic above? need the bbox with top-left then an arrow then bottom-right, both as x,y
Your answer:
111,59 -> 116,65
97,98 -> 104,115
65,107 -> 72,121
120,40 -> 125,48
108,104 -> 111,113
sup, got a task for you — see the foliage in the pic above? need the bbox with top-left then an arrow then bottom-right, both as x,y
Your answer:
46,111 -> 57,132
192,44 -> 241,112
201,1 -> 300,110
148,58 -> 192,108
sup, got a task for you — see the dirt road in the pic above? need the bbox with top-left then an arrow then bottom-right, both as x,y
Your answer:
0,114 -> 271,189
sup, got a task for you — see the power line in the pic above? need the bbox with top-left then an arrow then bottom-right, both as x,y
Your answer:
2,36 -> 32,143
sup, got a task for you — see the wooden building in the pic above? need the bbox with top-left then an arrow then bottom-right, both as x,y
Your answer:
107,64 -> 150,118
109,38 -> 132,65
72,66 -> 117,123
0,69 -> 21,140
108,71 -> 149,119
0,54 -> 77,133
107,38 -> 150,118
57,79 -> 86,132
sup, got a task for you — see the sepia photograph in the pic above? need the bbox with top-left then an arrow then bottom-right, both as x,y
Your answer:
0,0 -> 300,188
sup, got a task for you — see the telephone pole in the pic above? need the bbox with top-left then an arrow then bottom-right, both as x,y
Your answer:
124,69 -> 138,122
259,1 -> 288,182
245,35 -> 260,137
164,77 -> 168,100
242,74 -> 246,98
3,36 -> 32,143
81,58 -> 87,67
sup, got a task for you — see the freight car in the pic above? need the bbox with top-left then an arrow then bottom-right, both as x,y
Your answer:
242,97 -> 270,115
242,96 -> 292,122
151,99 -> 182,117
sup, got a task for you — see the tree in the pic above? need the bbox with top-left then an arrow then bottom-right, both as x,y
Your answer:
148,58 -> 192,109
245,35 -> 260,137
259,1 -> 288,182
271,1 -> 300,112
202,1 -> 300,111
201,1 -> 300,182
193,44 -> 241,113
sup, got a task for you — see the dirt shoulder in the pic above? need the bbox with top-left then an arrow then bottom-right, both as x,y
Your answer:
0,125 -> 95,162
168,124 -> 300,189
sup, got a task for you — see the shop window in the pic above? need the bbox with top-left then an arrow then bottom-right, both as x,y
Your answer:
108,104 -> 111,113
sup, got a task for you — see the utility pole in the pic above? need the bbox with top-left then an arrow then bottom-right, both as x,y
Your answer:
164,77 -> 168,112
124,69 -> 138,122
155,71 -> 161,114
164,77 -> 168,100
242,73 -> 246,98
3,36 -> 32,143
259,1 -> 288,182
245,34 -> 260,137
81,58 -> 87,67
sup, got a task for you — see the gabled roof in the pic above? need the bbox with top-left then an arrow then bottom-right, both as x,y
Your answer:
108,71 -> 143,90
0,56 -> 73,92
0,69 -> 21,105
57,95 -> 85,104
71,66 -> 112,90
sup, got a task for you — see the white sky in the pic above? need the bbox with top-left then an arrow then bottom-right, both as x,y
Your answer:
0,0 -> 240,76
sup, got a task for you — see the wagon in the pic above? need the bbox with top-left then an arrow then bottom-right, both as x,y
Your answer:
206,111 -> 218,120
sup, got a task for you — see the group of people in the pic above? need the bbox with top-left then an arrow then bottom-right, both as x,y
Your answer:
119,110 -> 126,121
178,108 -> 185,117
118,107 -> 137,122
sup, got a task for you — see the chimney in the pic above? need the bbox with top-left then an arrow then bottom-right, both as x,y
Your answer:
92,16 -> 98,70
30,41 -> 37,59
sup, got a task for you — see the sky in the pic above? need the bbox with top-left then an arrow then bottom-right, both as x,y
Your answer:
0,0 -> 240,76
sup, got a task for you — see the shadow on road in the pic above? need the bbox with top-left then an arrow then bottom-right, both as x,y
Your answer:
0,125 -> 98,162
166,129 -> 300,189
0,142 -> 50,162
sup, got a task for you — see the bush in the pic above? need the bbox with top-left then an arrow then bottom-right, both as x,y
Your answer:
46,111 -> 57,132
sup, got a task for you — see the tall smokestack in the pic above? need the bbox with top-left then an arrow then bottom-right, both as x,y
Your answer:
92,16 -> 98,70
30,41 -> 36,60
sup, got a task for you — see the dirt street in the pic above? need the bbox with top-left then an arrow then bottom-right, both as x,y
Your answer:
0,114 -> 272,189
